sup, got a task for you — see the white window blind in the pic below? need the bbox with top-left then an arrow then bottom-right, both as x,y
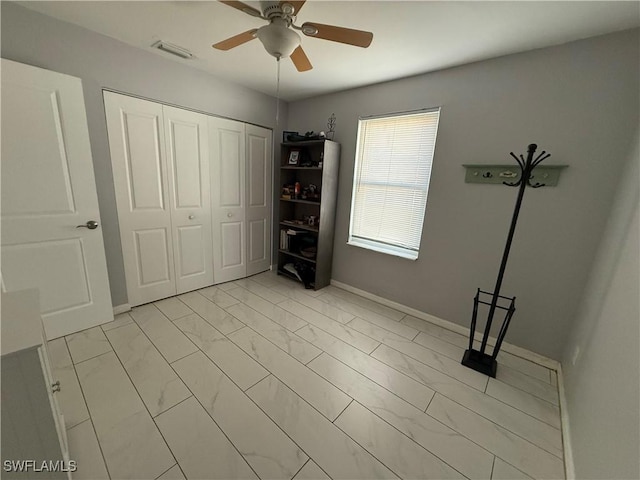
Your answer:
348,109 -> 440,260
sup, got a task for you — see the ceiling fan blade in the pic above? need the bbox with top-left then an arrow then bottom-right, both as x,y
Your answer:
290,46 -> 312,72
280,1 -> 306,14
302,22 -> 373,48
212,29 -> 258,50
219,1 -> 262,17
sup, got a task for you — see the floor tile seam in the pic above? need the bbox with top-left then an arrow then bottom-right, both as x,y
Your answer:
489,373 -> 560,406
154,297 -> 196,321
162,354 -> 263,480
291,458 -> 311,480
194,288 -> 240,310
307,353 -> 518,474
333,398 -> 472,480
101,331 -> 181,468
427,393 -> 564,460
457,375 -> 562,429
304,339 -> 434,411
100,319 -> 134,334
74,416 -> 113,480
346,315 -> 426,347
280,302 -> 383,355
183,370 -> 314,479
70,349 -> 113,367
221,298 -> 312,340
223,286 -> 311,333
490,455 -> 496,480
225,328 -> 353,422
130,312 -> 200,367
345,313 -> 418,340
370,341 -> 499,393
153,462 -> 179,480
234,279 -> 289,305
323,289 -> 406,322
151,395 -> 194,419
331,398 -> 354,425
166,355 -> 315,479
248,376 -> 402,480
175,295 -> 248,334
65,413 -> 112,480
404,322 -> 553,384
370,345 -> 563,436
306,351 -> 446,436
76,342 -> 171,478
223,322 -> 323,375
263,286 -> 357,324
493,456 -> 535,480
484,378 -> 560,418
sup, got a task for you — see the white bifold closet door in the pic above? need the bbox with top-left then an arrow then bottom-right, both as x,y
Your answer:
105,92 -> 212,306
209,118 -> 272,283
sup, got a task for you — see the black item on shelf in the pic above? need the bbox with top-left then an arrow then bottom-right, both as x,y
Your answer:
462,143 -> 551,377
294,262 -> 316,289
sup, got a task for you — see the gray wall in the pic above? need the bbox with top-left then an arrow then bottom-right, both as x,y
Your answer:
1,2 -> 287,307
287,28 -> 639,359
561,130 -> 639,480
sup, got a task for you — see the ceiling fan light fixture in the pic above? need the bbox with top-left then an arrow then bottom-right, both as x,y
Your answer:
256,20 -> 301,58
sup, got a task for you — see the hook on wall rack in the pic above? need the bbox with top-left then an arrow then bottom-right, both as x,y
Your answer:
462,162 -> 567,187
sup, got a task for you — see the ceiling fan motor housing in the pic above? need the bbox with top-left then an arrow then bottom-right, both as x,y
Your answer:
257,18 -> 301,58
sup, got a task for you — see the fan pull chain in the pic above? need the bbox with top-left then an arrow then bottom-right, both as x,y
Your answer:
275,56 -> 281,126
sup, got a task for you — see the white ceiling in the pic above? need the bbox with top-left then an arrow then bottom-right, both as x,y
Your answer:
18,1 -> 640,101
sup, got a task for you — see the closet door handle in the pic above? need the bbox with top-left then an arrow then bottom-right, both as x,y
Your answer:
188,215 -> 195,220
76,220 -> 99,230
227,212 -> 233,218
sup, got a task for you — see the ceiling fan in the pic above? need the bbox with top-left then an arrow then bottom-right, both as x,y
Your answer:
212,1 -> 373,72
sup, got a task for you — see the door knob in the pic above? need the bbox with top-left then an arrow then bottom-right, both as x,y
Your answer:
51,380 -> 61,393
227,212 -> 233,218
188,215 -> 195,220
76,220 -> 99,230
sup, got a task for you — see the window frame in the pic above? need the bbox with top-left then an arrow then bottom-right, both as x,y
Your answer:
347,107 -> 441,260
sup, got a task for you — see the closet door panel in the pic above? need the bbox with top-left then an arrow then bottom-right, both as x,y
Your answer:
134,228 -> 172,286
221,222 -> 243,268
163,106 -> 213,293
210,117 -> 247,283
246,125 -> 272,276
105,92 -> 176,306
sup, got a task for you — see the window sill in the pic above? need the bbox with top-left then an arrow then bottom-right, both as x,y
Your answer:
347,238 -> 419,260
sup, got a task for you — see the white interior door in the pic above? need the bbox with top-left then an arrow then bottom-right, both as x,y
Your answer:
104,92 -> 176,306
163,105 -> 213,293
1,59 -> 113,339
210,117 -> 247,283
245,124 -> 272,276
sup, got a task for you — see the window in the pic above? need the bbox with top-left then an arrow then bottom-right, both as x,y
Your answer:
348,108 -> 440,260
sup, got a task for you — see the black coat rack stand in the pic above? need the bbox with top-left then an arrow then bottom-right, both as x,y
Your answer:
462,143 -> 550,377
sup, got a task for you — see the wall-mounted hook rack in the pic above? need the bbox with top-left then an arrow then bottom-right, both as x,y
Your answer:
463,164 -> 567,187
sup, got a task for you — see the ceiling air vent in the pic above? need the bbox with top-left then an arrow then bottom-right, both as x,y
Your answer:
152,40 -> 193,59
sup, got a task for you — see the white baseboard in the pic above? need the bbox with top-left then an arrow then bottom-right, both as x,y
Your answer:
113,303 -> 131,315
557,364 -> 576,479
329,279 -> 560,371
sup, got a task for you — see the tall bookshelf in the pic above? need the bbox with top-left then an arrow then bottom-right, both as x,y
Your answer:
277,139 -> 340,290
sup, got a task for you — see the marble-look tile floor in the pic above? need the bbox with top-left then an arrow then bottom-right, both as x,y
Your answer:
49,270 -> 565,480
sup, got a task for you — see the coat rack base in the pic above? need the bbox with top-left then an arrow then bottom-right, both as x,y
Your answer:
462,349 -> 497,377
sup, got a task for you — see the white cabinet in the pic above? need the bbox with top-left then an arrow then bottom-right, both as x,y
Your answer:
1,289 -> 71,480
105,92 -> 272,305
